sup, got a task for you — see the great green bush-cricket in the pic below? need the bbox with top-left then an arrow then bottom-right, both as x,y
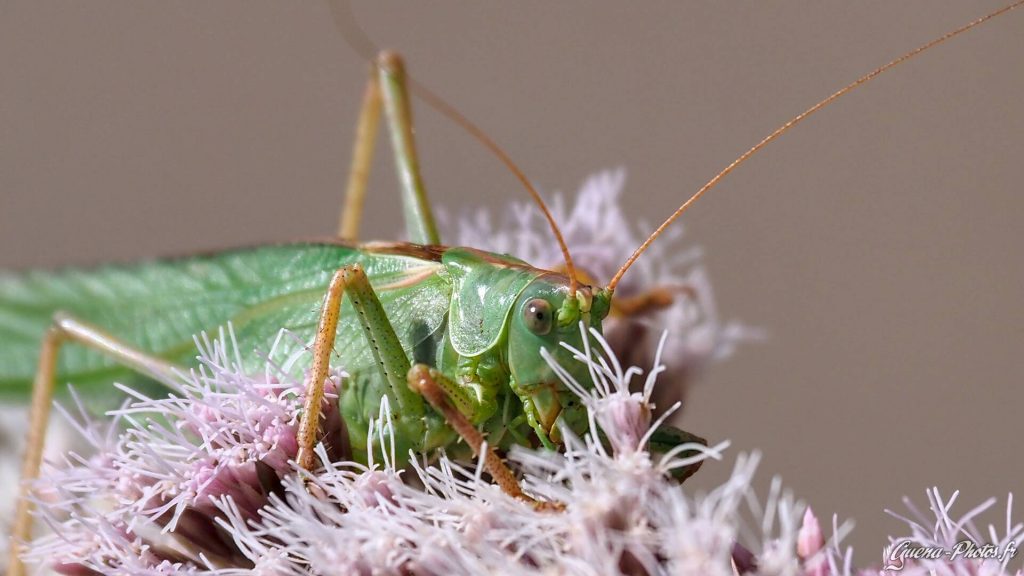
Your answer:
0,50 -> 706,575
2,3 -> 1021,574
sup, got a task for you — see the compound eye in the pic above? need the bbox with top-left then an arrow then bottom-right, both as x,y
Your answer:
523,298 -> 553,335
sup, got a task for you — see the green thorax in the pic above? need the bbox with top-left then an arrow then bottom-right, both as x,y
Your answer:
436,247 -> 612,449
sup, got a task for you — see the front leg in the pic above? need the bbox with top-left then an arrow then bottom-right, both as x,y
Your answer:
407,365 -> 554,508
510,377 -> 562,450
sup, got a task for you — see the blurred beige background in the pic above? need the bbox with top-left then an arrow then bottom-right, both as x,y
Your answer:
1,1 -> 1021,565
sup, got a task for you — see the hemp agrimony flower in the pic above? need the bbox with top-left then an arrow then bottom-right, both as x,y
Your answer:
20,328 -> 1021,575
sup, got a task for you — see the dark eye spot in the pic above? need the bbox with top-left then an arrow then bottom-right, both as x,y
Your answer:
523,298 -> 553,335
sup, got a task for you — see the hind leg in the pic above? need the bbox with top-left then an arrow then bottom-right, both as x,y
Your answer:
338,64 -> 382,242
337,52 -> 439,245
7,312 -> 180,576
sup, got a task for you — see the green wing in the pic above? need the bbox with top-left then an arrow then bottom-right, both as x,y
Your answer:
0,243 -> 452,402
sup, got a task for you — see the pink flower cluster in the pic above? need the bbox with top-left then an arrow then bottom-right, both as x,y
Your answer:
27,328 -> 346,573
22,326 -> 1021,575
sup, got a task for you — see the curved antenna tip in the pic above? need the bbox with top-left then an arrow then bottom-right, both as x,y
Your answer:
608,0 -> 1023,290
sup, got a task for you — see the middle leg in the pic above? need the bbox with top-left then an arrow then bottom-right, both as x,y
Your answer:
296,263 -> 427,471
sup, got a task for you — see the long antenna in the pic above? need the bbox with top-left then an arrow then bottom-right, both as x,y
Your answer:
409,82 -> 581,297
607,1 -> 1023,291
328,1 -> 580,297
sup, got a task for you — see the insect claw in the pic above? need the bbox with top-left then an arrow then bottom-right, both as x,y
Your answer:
532,500 -> 566,513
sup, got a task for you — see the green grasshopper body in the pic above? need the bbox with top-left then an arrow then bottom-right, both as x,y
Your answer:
0,240 -> 610,463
